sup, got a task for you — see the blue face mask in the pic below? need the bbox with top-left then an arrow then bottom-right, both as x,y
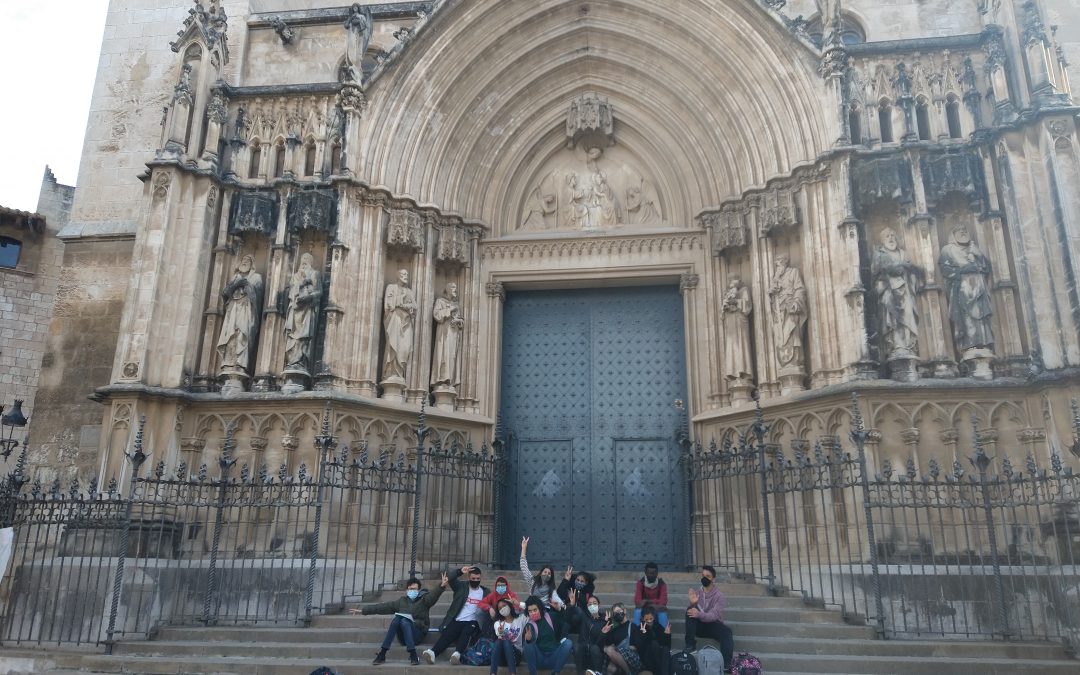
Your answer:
574,581 -> 586,590
496,585 -> 507,594
406,590 -> 419,601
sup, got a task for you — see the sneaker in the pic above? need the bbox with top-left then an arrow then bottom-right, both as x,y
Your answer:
372,650 -> 386,665
450,651 -> 462,665
409,651 -> 420,665
422,649 -> 436,664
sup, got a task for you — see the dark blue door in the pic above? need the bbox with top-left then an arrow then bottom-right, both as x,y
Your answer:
500,286 -> 688,570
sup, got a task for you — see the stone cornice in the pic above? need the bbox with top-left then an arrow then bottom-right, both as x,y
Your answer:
480,231 -> 705,261
246,3 -> 435,28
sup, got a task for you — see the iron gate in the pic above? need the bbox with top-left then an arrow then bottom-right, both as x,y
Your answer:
500,286 -> 689,570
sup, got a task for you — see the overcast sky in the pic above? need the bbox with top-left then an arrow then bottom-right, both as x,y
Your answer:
0,1 -> 110,212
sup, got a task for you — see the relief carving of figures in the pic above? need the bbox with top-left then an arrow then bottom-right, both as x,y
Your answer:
768,254 -> 808,373
430,282 -> 464,390
283,252 -> 321,373
872,228 -> 923,360
382,269 -> 417,383
626,179 -> 661,225
564,173 -> 591,229
939,224 -> 995,355
721,273 -> 754,383
217,255 -> 263,377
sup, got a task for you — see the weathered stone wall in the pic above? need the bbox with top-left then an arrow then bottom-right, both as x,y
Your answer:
0,168 -> 71,474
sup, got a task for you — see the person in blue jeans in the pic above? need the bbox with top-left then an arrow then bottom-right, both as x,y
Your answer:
353,573 -> 447,665
522,595 -> 573,675
492,598 -> 529,674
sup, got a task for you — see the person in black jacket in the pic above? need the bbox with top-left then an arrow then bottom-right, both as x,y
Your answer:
352,574 -> 447,665
597,603 -> 633,675
555,565 -> 596,607
629,604 -> 671,675
423,565 -> 489,665
565,589 -> 607,675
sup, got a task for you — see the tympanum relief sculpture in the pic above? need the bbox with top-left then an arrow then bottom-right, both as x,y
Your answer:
519,93 -> 663,231
431,282 -> 464,410
871,228 -> 923,381
282,252 -> 322,394
381,268 -> 417,402
217,254 -> 263,397
939,223 -> 996,379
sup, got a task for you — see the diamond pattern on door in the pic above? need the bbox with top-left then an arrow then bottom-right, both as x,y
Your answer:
501,286 -> 688,570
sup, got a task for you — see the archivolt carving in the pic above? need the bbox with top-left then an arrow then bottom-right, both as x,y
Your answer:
482,234 -> 701,261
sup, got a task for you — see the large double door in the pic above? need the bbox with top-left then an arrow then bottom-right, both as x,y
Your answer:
500,286 -> 689,570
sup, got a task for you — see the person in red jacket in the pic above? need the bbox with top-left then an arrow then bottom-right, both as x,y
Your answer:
633,562 -> 668,628
479,576 -> 521,635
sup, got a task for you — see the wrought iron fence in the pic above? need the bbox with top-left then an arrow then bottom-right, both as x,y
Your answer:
0,405 -> 503,649
685,395 -> 1080,652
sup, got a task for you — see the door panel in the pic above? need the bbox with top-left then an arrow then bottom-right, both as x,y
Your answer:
501,286 -> 687,570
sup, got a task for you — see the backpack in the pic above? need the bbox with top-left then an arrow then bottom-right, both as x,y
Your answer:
670,649 -> 699,675
694,645 -> 726,674
308,669 -> 339,675
731,652 -> 763,675
463,636 -> 495,666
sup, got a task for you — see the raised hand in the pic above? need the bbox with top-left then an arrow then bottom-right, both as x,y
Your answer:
461,565 -> 472,574
568,589 -> 577,607
665,623 -> 672,635
564,565 -> 573,581
688,588 -> 699,605
524,624 -> 534,642
441,571 -> 450,588
604,610 -> 611,623
521,536 -> 530,552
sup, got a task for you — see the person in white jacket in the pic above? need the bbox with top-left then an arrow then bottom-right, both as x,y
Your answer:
492,598 -> 529,675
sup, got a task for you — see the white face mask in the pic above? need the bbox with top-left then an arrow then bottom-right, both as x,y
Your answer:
499,606 -> 512,617
588,604 -> 599,616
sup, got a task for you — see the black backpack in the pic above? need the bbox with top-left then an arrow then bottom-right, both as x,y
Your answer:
670,649 -> 700,675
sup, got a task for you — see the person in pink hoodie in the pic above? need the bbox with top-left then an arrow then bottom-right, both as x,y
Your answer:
683,565 -> 734,673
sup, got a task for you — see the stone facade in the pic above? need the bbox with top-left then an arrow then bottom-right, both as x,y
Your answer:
26,1 -> 1080,493
0,168 -> 72,475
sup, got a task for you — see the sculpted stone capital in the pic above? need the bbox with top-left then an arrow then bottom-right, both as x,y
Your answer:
281,435 -> 300,452
486,281 -> 506,301
679,273 -> 700,294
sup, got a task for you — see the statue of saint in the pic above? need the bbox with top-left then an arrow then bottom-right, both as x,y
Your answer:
216,255 -> 263,376
768,254 -> 808,371
283,252 -> 321,372
591,170 -> 621,227
939,224 -> 995,354
431,283 -> 465,389
721,272 -> 754,383
382,268 -> 417,382
341,3 -> 373,83
871,228 -> 922,359
565,173 -> 590,229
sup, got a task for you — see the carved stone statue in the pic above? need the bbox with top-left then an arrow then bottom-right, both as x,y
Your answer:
721,273 -> 754,382
283,252 -> 321,375
341,3 -> 373,83
564,173 -> 590,229
216,255 -> 263,392
939,224 -> 995,373
382,269 -> 418,397
871,228 -> 922,363
768,254 -> 808,381
431,283 -> 465,398
590,170 -> 620,228
626,180 -> 661,225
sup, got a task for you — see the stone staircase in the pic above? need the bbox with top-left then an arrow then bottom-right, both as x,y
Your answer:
0,570 -> 1075,674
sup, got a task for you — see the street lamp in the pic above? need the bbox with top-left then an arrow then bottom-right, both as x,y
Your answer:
1,400 -> 28,458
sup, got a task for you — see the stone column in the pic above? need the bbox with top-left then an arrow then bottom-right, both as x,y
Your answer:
348,192 -> 389,397
900,428 -> 921,468
456,230 -> 483,413
407,217 -> 438,406
194,188 -> 234,391
252,188 -> 292,391
680,272 -> 704,414
482,281 -> 507,419
907,159 -> 956,378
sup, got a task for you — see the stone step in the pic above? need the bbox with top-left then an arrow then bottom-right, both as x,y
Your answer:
340,594 -> 804,611
311,606 -> 850,627
110,637 -> 1070,662
23,651 -> 1080,675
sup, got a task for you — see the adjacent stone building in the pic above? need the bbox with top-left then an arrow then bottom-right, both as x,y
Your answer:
26,0 -> 1080,567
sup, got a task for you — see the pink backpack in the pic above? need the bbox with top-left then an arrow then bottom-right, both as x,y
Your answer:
731,652 -> 763,675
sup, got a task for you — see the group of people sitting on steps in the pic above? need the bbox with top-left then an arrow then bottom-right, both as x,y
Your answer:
353,536 -> 736,675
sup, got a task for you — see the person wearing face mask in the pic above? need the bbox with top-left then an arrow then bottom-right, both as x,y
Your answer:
633,562 -> 669,628
556,565 -> 596,607
519,536 -> 558,607
566,591 -> 607,675
684,565 -> 734,673
597,602 -> 636,675
479,576 -> 521,637
492,598 -> 529,675
353,574 -> 447,665
522,596 -> 573,675
423,565 -> 489,665
629,604 -> 671,675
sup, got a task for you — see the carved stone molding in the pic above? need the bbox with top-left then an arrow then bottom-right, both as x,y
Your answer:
704,210 -> 749,255
481,234 -> 702,261
680,273 -> 700,294
759,189 -> 800,237
287,190 -> 338,235
486,281 -> 506,301
566,92 -> 614,149
386,209 -> 425,252
920,152 -> 984,208
152,172 -> 172,200
230,191 -> 279,237
436,226 -> 469,265
852,157 -> 914,210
